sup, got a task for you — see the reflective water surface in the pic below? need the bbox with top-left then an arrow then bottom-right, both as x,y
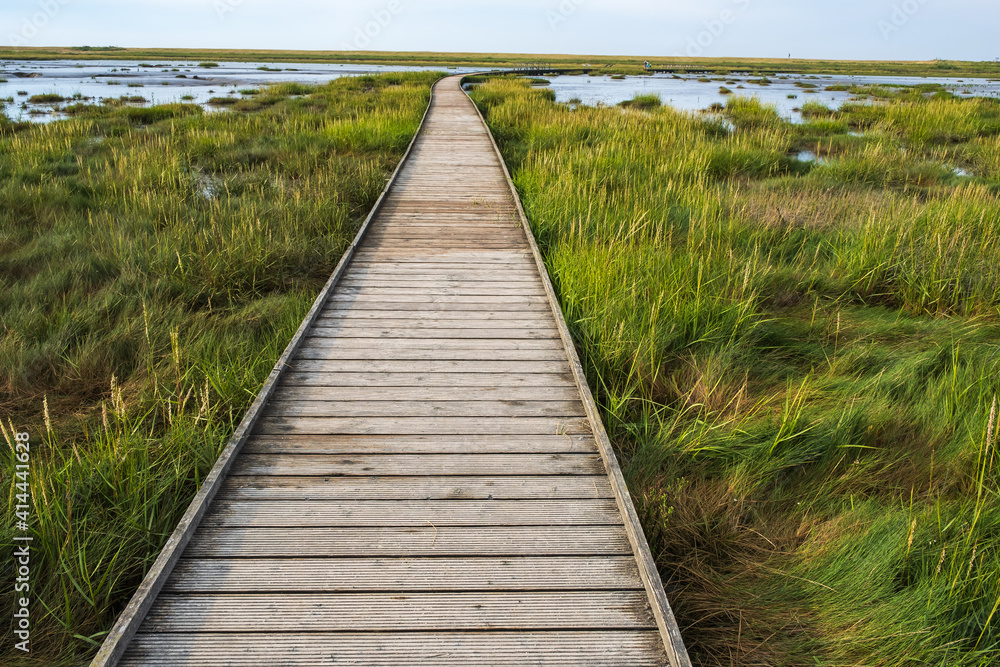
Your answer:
542,72 -> 1000,123
3,60 -> 999,125
0,60 -> 475,122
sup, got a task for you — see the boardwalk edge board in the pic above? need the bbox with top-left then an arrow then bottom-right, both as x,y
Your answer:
90,80 -> 443,667
462,74 -> 693,667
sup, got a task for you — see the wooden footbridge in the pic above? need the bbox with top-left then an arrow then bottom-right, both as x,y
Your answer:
94,75 -> 690,666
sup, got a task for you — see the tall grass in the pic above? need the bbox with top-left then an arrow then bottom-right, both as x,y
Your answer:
0,71 -> 439,665
471,78 -> 1000,665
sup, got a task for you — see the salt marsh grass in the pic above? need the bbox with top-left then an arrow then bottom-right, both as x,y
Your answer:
471,77 -> 1000,665
0,71 -> 438,665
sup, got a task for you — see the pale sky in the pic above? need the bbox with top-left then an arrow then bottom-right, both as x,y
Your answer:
2,0 -> 997,62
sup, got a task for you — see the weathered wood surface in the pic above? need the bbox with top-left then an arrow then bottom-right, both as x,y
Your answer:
219,474 -> 613,499
121,633 -> 669,667
239,433 -> 597,453
230,453 -> 604,476
111,75 -> 688,667
141,591 -> 655,631
185,525 -> 630,557
162,556 -> 645,592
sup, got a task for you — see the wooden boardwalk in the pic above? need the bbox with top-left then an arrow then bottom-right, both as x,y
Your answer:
95,76 -> 689,667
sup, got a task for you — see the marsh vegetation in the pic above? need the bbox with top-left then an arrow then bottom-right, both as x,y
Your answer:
471,77 -> 1000,665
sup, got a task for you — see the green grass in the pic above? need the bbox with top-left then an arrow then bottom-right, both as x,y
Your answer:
471,78 -> 1000,665
2,46 -> 1000,78
620,93 -> 662,111
0,71 -> 440,665
27,94 -> 67,104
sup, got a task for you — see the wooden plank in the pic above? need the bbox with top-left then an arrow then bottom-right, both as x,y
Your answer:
388,178 -> 510,184
201,498 -> 624,527
302,336 -> 565,348
359,245 -> 531,250
286,360 -> 571,373
311,328 -> 565,340
339,277 -> 541,286
369,212 -> 515,219
379,195 -> 513,201
266,386 -> 581,402
345,262 -> 537,273
294,347 -> 568,361
364,231 -> 527,236
185,525 -> 628,557
386,179 -> 509,184
239,433 -> 598,454
279,372 -> 577,388
370,209 -> 517,214
349,252 -> 535,264
333,285 -> 545,297
369,212 -> 518,218
393,172 -> 508,179
230,453 -> 603,476
121,632 -> 669,666
162,556 -> 646,592
347,260 -> 530,267
365,233 -> 521,238
255,416 -> 593,436
358,247 -> 529,253
365,230 -> 525,239
371,206 -> 514,213
363,239 -> 526,248
366,230 -> 518,235
367,221 -> 518,227
220,474 -> 612,500
142,591 -> 654,631
313,317 -> 554,329
327,294 -> 551,306
365,226 -> 524,233
323,301 -> 553,312
304,328 -> 561,340
339,276 -> 542,285
358,242 -> 527,250
261,400 -> 586,418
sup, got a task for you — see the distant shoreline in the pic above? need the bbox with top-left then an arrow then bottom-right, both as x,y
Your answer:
3,46 -> 1000,78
